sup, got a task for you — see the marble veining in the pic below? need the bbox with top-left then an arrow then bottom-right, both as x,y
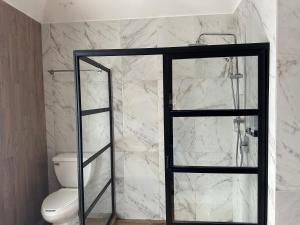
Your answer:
276,0 -> 300,223
234,1 -> 277,224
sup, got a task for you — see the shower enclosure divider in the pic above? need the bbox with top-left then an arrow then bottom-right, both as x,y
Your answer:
162,45 -> 269,225
75,56 -> 115,225
74,43 -> 269,225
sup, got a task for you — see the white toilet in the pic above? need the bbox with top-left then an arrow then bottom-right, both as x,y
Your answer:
41,153 -> 94,225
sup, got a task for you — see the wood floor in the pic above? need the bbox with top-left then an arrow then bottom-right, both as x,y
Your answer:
86,218 -> 165,225
115,220 -> 165,225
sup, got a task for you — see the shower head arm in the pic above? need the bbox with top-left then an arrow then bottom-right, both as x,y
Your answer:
196,33 -> 237,44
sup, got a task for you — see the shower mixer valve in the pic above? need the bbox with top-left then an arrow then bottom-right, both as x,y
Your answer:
241,135 -> 250,153
233,117 -> 245,132
233,117 -> 245,123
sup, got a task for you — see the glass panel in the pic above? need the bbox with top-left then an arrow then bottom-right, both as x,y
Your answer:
82,112 -> 110,154
85,185 -> 113,225
173,116 -> 258,167
174,173 -> 257,223
172,56 -> 258,110
84,148 -> 111,211
80,59 -> 109,110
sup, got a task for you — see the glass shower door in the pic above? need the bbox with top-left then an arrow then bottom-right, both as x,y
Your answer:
163,44 -> 269,225
75,56 -> 115,225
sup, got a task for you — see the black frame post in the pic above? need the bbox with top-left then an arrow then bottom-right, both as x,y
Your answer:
163,55 -> 174,224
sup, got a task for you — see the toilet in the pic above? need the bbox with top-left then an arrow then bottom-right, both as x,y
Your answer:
41,153 -> 94,225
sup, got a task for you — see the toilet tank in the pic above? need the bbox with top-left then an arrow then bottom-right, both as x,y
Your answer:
52,153 -> 94,188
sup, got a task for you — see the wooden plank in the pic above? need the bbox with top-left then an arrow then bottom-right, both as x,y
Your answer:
114,219 -> 166,225
0,1 -> 48,225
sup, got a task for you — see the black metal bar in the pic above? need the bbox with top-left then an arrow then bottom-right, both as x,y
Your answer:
108,69 -> 116,217
171,109 -> 259,117
74,53 -> 85,225
263,48 -> 269,225
81,107 -> 110,116
173,222 -> 257,225
257,48 -> 269,225
83,143 -> 111,168
84,179 -> 112,218
172,166 -> 259,174
105,213 -> 115,225
163,55 -> 174,224
74,43 -> 269,57
80,56 -> 110,72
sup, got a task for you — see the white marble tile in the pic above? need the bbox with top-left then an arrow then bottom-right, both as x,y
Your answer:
174,173 -> 233,222
110,57 -> 124,141
53,106 -> 76,152
89,185 -> 113,219
278,27 -> 300,56
121,152 -> 160,219
158,16 -> 196,47
235,0 -> 268,44
115,152 -> 125,179
174,190 -> 197,221
48,21 -> 120,69
244,56 -> 258,109
173,116 -> 235,157
84,148 -> 111,209
157,79 -> 166,219
173,77 -> 234,110
121,19 -> 159,48
277,54 -> 300,190
276,191 -> 300,225
122,55 -> 162,81
52,70 -> 76,152
233,174 -> 257,223
82,112 -> 110,153
123,80 -> 159,152
195,186 -> 233,222
194,14 -> 236,43
80,70 -> 110,110
174,152 -> 233,168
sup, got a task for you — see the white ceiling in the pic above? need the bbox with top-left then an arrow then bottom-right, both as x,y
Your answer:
4,0 -> 241,24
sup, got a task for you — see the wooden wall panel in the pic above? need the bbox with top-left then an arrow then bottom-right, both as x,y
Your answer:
0,1 -> 48,225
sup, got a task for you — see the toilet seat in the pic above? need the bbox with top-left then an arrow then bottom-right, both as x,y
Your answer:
41,188 -> 78,224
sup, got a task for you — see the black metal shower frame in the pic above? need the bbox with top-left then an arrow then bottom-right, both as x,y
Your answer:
75,56 -> 115,225
74,42 -> 269,225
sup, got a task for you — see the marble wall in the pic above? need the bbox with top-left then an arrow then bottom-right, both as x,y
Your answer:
276,0 -> 300,224
234,0 -> 277,224
42,6 -> 274,223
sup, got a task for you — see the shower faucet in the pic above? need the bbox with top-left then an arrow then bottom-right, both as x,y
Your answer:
233,117 -> 245,132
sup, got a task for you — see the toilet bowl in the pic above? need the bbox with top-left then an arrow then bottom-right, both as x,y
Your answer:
41,188 -> 78,225
41,153 -> 94,225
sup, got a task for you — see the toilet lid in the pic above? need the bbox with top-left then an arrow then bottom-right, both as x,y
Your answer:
43,189 -> 78,211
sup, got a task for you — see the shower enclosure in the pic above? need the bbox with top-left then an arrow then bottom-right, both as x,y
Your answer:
74,43 -> 269,225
